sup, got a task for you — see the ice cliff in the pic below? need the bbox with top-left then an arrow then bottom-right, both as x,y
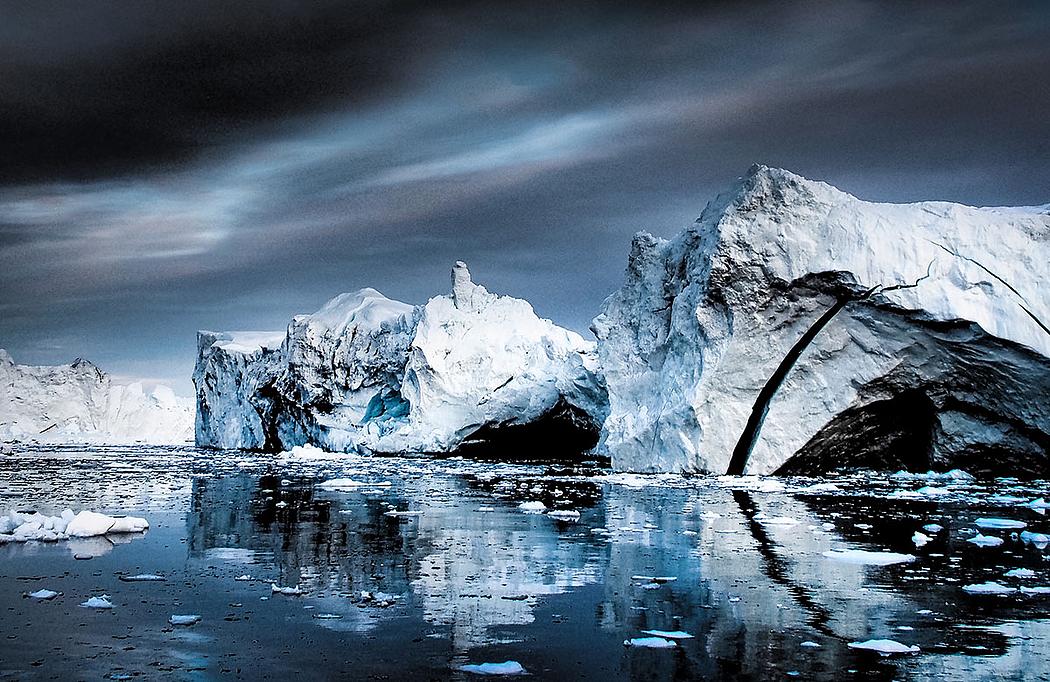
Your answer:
594,165 -> 1050,475
0,349 -> 193,444
194,262 -> 608,455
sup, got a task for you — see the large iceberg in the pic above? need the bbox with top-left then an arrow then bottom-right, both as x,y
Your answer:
195,262 -> 607,455
593,165 -> 1049,475
0,350 -> 193,444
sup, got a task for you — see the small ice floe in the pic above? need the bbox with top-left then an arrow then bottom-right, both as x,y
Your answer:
168,614 -> 202,626
641,629 -> 693,639
1021,586 -> 1050,595
922,524 -> 944,534
800,641 -> 820,648
119,574 -> 166,582
0,509 -> 148,543
459,661 -> 526,675
847,639 -> 920,655
26,589 -> 60,600
962,582 -> 1016,595
1020,531 -> 1050,546
80,595 -> 115,609
271,583 -> 303,595
891,469 -> 974,482
975,518 -> 1026,530
967,533 -> 1004,547
234,574 -> 253,582
624,636 -> 677,648
518,501 -> 546,513
317,478 -> 392,490
312,613 -> 343,620
822,549 -> 916,565
1028,498 -> 1050,511
917,486 -> 951,497
383,510 -> 423,517
546,510 -> 581,521
912,532 -> 932,548
1005,568 -> 1037,578
354,591 -> 400,607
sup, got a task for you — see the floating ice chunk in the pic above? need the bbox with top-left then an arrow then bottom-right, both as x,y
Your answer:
967,533 -> 1004,547
800,641 -> 820,648
318,478 -> 391,490
975,518 -> 1026,530
119,574 -> 165,582
922,524 -> 943,533
518,501 -> 546,513
1005,568 -> 1037,578
1020,531 -> 1050,545
26,589 -> 60,600
962,582 -> 1016,595
65,511 -> 116,537
822,550 -> 916,565
847,639 -> 920,655
80,595 -> 114,609
312,613 -> 343,620
459,661 -> 526,675
169,614 -> 202,626
546,510 -> 581,521
624,637 -> 677,649
756,515 -> 799,526
234,574 -> 253,582
383,510 -> 423,517
1029,498 -> 1050,510
917,486 -> 950,497
912,532 -> 931,548
109,516 -> 149,533
641,630 -> 693,639
1021,586 -> 1050,595
271,583 -> 303,595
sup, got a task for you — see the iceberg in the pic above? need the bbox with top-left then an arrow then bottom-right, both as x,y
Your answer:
0,350 -> 193,445
195,262 -> 607,457
593,165 -> 1050,474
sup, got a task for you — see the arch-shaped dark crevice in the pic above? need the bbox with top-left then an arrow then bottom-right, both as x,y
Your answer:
455,398 -> 602,460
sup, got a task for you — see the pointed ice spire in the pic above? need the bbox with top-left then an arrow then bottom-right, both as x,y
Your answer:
451,260 -> 490,310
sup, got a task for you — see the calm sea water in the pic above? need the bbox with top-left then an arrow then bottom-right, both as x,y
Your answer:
1,445 -> 1049,680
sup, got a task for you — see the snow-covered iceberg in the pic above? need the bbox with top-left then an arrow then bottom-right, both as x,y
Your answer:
195,262 -> 607,456
593,165 -> 1050,474
0,350 -> 193,444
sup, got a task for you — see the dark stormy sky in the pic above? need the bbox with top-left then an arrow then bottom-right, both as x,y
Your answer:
1,1 -> 1048,393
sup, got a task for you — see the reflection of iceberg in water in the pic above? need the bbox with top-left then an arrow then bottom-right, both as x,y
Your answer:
185,470 -> 610,648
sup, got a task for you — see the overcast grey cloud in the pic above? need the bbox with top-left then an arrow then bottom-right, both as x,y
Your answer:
1,0 -> 1048,393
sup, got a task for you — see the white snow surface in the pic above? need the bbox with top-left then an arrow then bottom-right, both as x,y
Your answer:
195,263 -> 607,454
0,350 -> 193,445
593,165 -> 1050,473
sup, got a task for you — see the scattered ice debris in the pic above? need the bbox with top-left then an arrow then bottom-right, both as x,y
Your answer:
26,589 -> 60,600
822,549 -> 916,565
80,595 -> 114,609
459,661 -> 526,676
975,518 -> 1027,530
546,509 -> 581,521
962,582 -> 1016,595
1021,586 -> 1050,595
0,508 -> 148,543
967,533 -> 1004,547
234,574 -> 253,582
891,469 -> 974,482
800,641 -> 820,648
624,636 -> 677,649
847,639 -> 920,655
641,630 -> 694,639
518,501 -> 547,513
317,478 -> 392,490
119,574 -> 165,582
1005,568 -> 1037,578
169,614 -> 202,626
383,510 -> 423,517
922,524 -> 944,534
312,613 -> 344,620
912,532 -> 931,548
354,591 -> 400,607
271,583 -> 303,596
1020,531 -> 1050,546
916,486 -> 950,497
